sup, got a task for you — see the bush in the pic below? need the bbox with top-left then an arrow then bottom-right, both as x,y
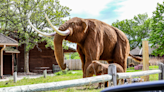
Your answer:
54,70 -> 73,76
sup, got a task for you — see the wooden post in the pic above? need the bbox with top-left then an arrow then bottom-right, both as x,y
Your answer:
12,53 -> 14,75
142,40 -> 149,81
0,49 -> 2,79
108,64 -> 117,86
0,45 -> 6,79
13,72 -> 17,83
43,70 -> 47,78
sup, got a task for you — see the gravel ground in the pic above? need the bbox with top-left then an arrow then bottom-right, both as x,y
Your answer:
0,72 -> 54,82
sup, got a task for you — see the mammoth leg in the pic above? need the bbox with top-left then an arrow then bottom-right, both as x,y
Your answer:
114,57 -> 127,72
113,39 -> 129,72
83,47 -> 101,78
77,45 -> 86,78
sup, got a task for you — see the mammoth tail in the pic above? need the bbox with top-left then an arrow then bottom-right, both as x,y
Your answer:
129,54 -> 143,62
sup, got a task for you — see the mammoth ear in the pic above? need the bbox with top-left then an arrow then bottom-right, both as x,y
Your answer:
88,20 -> 96,31
81,19 -> 88,33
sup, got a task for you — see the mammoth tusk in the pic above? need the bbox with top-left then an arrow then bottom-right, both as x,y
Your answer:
28,13 -> 56,37
45,14 -> 70,36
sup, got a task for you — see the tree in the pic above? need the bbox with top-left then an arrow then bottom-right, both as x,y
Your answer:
71,52 -> 80,59
149,2 -> 164,56
0,0 -> 71,73
112,13 -> 152,50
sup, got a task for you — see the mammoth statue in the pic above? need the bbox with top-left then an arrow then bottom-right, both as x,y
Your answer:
28,14 -> 142,78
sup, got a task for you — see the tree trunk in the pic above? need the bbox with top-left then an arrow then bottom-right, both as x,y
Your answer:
24,44 -> 29,73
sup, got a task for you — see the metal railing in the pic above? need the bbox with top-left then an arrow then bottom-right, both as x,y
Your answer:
0,63 -> 163,92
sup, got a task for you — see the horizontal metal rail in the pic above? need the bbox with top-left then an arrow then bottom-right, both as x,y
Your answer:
0,69 -> 162,92
0,75 -> 112,92
117,70 -> 162,79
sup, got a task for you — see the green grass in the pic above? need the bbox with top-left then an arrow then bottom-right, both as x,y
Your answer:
126,65 -> 159,82
0,70 -> 83,88
0,65 -> 160,92
149,65 -> 159,70
126,65 -> 159,72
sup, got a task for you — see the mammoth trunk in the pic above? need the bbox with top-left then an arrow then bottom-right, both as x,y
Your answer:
54,34 -> 66,70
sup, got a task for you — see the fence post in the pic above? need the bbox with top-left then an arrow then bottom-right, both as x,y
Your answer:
158,63 -> 164,80
142,40 -> 149,81
13,72 -> 17,83
43,70 -> 47,78
52,64 -> 55,73
162,63 -> 164,80
108,64 -> 117,86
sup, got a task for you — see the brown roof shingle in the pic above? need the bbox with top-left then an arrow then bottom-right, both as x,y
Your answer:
130,46 -> 155,55
0,33 -> 18,44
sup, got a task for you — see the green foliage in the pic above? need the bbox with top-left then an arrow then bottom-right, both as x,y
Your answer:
55,70 -> 82,76
149,2 -> 164,56
65,52 -> 80,60
112,13 -> 152,50
54,70 -> 73,76
0,0 -> 71,51
71,52 -> 80,59
0,0 -> 71,72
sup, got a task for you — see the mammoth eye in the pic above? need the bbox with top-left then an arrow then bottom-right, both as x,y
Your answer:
71,22 -> 75,26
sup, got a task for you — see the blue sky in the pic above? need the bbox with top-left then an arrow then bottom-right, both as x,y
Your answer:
60,0 -> 163,25
59,0 -> 163,49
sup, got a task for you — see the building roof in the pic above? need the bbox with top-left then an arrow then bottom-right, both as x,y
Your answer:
130,47 -> 141,55
139,46 -> 156,55
130,46 -> 155,55
0,33 -> 18,46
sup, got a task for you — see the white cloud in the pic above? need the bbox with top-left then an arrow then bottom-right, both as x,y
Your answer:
114,0 -> 163,20
60,0 -> 113,17
59,0 -> 164,24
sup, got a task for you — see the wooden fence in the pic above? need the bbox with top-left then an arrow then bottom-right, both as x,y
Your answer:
0,63 -> 163,92
65,59 -> 108,70
65,59 -> 82,70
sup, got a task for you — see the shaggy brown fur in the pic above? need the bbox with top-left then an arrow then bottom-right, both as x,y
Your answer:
54,17 -> 142,78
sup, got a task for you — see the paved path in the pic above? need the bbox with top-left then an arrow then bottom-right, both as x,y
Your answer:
0,74 -> 54,82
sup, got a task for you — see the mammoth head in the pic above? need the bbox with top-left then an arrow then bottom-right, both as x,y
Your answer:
86,61 -> 104,77
59,17 -> 88,33
58,17 -> 92,43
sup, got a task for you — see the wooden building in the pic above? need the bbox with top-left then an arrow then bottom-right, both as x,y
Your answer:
0,33 -> 76,75
18,42 -> 76,73
0,33 -> 19,78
